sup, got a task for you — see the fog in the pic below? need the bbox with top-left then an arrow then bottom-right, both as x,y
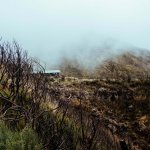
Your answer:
0,0 -> 150,67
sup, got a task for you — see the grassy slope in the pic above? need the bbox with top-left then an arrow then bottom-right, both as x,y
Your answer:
51,77 -> 150,149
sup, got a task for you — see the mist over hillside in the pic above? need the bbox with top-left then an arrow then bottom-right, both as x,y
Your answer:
44,38 -> 147,68
56,44 -> 150,79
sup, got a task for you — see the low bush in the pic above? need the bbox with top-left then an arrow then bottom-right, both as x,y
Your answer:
0,121 -> 42,150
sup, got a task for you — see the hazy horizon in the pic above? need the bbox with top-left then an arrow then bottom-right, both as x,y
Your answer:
0,0 -> 150,66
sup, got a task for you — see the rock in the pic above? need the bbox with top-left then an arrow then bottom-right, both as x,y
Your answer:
128,105 -> 133,109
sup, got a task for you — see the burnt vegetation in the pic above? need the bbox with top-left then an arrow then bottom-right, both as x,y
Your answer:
0,40 -> 150,150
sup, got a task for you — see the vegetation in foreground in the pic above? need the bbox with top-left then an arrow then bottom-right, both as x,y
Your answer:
0,121 -> 41,150
0,40 -> 150,149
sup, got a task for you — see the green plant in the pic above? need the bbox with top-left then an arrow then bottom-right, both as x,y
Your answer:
0,121 -> 42,150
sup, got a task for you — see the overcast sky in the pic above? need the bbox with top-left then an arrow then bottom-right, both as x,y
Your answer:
0,0 -> 150,65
